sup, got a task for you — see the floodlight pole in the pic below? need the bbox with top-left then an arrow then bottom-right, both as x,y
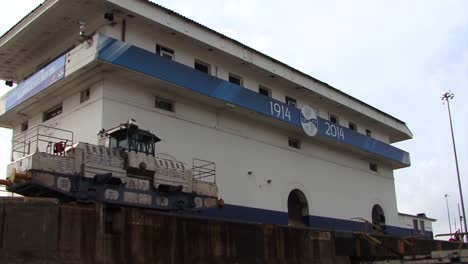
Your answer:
445,194 -> 452,235
441,92 -> 468,242
459,203 -> 464,233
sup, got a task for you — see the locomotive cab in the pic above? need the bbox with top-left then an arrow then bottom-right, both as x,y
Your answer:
99,119 -> 161,156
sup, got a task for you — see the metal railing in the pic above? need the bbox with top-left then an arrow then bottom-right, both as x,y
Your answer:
0,186 -> 17,197
11,125 -> 74,160
192,158 -> 216,183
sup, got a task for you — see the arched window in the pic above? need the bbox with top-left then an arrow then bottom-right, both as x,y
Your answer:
287,189 -> 309,227
371,204 -> 386,233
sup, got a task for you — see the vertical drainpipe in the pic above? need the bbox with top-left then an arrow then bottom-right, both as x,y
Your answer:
121,19 -> 126,42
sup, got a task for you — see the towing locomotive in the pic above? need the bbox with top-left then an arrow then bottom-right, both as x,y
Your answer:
3,120 -> 220,212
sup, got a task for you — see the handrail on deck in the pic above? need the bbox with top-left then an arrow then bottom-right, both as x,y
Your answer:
11,124 -> 74,160
192,158 -> 216,184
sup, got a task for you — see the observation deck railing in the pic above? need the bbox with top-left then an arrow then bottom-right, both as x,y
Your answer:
11,125 -> 74,160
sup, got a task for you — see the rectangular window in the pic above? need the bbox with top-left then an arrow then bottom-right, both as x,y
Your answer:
413,219 -> 419,233
258,85 -> 271,97
229,73 -> 242,85
21,122 -> 29,132
43,104 -> 62,122
369,162 -> 378,172
80,88 -> 90,103
349,122 -> 357,131
156,44 -> 174,60
329,114 -> 339,124
365,129 -> 372,137
194,60 -> 210,74
285,96 -> 297,107
155,96 -> 174,112
419,220 -> 425,232
288,138 -> 301,149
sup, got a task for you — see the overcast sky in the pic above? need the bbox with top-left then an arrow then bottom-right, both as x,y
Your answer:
0,0 -> 467,236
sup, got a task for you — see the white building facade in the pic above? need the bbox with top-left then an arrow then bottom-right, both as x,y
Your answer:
0,0 -> 432,237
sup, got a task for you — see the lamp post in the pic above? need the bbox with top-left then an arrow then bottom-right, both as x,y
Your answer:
445,194 -> 452,235
459,203 -> 464,233
441,92 -> 468,242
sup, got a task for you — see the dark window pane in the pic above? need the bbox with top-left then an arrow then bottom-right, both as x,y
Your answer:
80,89 -> 90,103
288,138 -> 300,149
229,74 -> 242,85
195,61 -> 209,73
413,219 -> 419,232
155,96 -> 174,112
285,96 -> 297,107
162,53 -> 172,60
156,44 -> 174,60
43,105 -> 63,121
21,122 -> 29,132
259,86 -> 270,97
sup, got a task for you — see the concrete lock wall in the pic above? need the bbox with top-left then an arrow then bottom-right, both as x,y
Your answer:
0,197 -> 347,264
0,197 -> 466,263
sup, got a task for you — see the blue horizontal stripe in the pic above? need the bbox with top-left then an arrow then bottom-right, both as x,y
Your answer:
6,55 -> 66,111
198,204 -> 288,225
96,35 -> 409,166
196,203 -> 431,238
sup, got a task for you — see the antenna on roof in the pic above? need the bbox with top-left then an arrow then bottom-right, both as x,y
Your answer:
79,21 -> 87,37
78,21 -> 93,45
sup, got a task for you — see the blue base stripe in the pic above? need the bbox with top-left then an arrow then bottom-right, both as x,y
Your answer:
199,204 -> 287,225
197,204 -> 433,239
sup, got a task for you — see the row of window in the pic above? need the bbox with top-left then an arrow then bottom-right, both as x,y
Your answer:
156,43 -> 374,138
20,88 -> 92,132
21,88 -> 172,133
228,72 -> 301,107
21,103 -> 64,132
287,136 -> 378,172
329,114 -> 372,137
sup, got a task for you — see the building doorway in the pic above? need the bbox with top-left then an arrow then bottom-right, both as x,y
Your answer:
371,204 -> 386,234
287,189 -> 309,227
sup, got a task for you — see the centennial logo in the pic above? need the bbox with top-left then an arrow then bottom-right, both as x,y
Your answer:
300,105 -> 318,136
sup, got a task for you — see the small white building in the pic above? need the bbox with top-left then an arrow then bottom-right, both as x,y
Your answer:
399,213 -> 436,239
0,0 -> 432,237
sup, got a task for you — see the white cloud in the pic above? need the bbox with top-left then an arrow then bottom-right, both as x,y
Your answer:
0,1 -> 44,34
